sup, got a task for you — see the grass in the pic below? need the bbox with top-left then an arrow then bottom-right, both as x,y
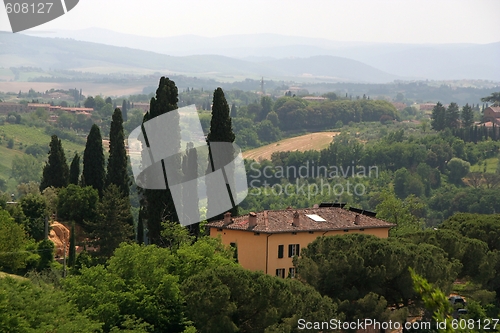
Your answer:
0,145 -> 25,188
0,124 -> 84,153
470,157 -> 499,173
242,132 -> 339,162
0,124 -> 86,186
0,272 -> 26,280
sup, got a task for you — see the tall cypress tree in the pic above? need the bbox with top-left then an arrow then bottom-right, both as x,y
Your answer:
431,102 -> 446,131
121,99 -> 128,122
182,143 -> 200,237
207,88 -> 235,142
83,124 -> 105,197
106,108 -> 129,197
206,87 -> 237,222
68,223 -> 76,267
141,77 -> 180,245
445,102 -> 460,128
40,135 -> 69,191
69,152 -> 80,185
461,103 -> 474,128
230,103 -> 237,118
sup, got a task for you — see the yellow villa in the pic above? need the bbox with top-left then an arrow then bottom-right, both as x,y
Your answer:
207,204 -> 395,278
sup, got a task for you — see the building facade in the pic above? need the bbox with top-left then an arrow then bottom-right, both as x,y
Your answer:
483,106 -> 500,125
207,204 -> 395,277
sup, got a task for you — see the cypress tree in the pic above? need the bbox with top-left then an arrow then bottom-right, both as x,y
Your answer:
230,103 -> 237,118
431,102 -> 446,131
461,103 -> 474,128
137,207 -> 144,244
182,143 -> 200,237
206,87 -> 237,222
141,77 -> 180,245
106,108 -> 129,197
445,102 -> 460,128
68,223 -> 76,267
207,88 -> 235,142
82,124 -> 105,197
40,135 -> 69,192
69,152 -> 80,185
121,99 -> 128,122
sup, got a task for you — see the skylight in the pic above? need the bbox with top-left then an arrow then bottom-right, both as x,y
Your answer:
306,214 -> 326,222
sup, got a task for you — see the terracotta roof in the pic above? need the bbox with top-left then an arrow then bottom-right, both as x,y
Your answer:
207,207 -> 395,233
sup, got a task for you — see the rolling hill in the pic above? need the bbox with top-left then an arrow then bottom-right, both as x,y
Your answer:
0,32 -> 400,83
21,28 -> 500,81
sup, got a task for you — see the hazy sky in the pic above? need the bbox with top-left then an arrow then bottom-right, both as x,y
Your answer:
1,0 -> 499,43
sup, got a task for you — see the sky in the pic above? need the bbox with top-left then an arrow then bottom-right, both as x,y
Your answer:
1,0 -> 499,43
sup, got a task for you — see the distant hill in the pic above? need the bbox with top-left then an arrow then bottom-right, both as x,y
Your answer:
0,32 -> 400,83
21,28 -> 500,81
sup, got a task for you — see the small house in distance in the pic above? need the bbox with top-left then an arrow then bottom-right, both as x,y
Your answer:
207,203 -> 395,278
483,106 -> 500,125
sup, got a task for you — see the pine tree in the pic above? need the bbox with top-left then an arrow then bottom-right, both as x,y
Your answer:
445,102 -> 460,128
431,102 -> 446,131
121,99 -> 128,122
106,108 -> 129,197
89,184 -> 133,258
69,152 -> 80,185
141,77 -> 180,245
206,88 -> 237,222
68,224 -> 76,267
461,103 -> 474,128
82,124 -> 105,197
40,135 -> 69,192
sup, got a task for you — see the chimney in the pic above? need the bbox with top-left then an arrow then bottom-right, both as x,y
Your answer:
354,214 -> 360,225
248,212 -> 257,228
223,212 -> 232,226
292,211 -> 300,227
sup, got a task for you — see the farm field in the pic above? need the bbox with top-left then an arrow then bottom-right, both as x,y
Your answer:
470,157 -> 499,173
0,124 -> 86,184
242,131 -> 339,162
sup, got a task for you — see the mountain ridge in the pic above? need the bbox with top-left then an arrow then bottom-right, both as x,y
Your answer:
0,32 -> 402,83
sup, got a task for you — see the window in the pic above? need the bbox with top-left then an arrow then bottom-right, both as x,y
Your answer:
288,244 -> 300,257
289,267 -> 296,278
276,268 -> 285,278
278,245 -> 284,258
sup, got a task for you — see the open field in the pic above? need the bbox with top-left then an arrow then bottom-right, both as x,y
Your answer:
0,145 -> 25,188
470,157 -> 499,173
0,124 -> 85,153
0,124 -> 86,184
243,132 -> 339,162
0,272 -> 26,280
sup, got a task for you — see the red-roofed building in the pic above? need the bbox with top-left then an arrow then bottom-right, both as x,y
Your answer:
207,204 -> 394,277
484,106 -> 500,125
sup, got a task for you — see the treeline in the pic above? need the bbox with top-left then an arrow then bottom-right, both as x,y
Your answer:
431,94 -> 500,144
230,95 -> 398,149
1,209 -> 498,331
243,129 -> 500,222
296,212 -> 500,325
